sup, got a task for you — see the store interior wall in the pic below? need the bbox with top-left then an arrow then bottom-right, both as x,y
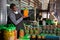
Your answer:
56,0 -> 60,22
0,0 -> 7,25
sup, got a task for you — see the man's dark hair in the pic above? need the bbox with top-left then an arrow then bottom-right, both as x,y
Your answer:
10,3 -> 16,9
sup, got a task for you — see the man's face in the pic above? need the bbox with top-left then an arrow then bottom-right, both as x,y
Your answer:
12,6 -> 17,11
39,13 -> 42,15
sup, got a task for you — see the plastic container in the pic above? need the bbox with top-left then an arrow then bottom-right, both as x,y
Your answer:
37,35 -> 41,40
30,35 -> 36,40
34,30 -> 39,35
14,30 -> 17,40
24,9 -> 29,17
4,28 -> 14,40
4,26 -> 16,40
29,28 -> 34,35
25,30 -> 29,35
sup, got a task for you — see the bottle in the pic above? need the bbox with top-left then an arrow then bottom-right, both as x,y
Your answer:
37,35 -> 41,40
43,20 -> 46,26
30,35 -> 36,40
43,26 -> 46,34
55,27 -> 57,36
29,28 -> 33,35
45,26 -> 49,34
25,26 -> 29,30
41,36 -> 46,40
34,30 -> 39,35
37,18 -> 39,27
39,27 -> 42,34
25,30 -> 29,35
50,25 -> 53,35
57,28 -> 60,36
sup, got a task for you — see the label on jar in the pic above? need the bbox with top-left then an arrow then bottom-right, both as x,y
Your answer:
9,36 -> 14,40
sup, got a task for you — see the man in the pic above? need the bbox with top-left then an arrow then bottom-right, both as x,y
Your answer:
8,3 -> 26,38
49,11 -> 58,21
37,13 -> 43,25
49,11 -> 58,25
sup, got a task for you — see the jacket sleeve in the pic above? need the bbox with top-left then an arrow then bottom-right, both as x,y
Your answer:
9,13 -> 23,25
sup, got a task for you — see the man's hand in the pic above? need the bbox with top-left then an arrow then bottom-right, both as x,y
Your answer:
22,16 -> 27,18
41,18 -> 43,21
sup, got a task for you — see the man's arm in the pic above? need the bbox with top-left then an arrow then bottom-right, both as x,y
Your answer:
9,13 -> 23,25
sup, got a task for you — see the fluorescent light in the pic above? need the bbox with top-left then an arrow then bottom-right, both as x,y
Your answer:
6,4 -> 10,6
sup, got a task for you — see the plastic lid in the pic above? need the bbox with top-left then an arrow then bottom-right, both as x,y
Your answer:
40,34 -> 46,36
9,27 -> 16,31
20,28 -> 24,30
5,28 -> 12,32
24,34 -> 30,38
8,24 -> 15,27
0,25 -> 6,30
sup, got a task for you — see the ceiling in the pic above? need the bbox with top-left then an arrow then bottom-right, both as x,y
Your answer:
21,0 -> 49,9
7,0 -> 55,10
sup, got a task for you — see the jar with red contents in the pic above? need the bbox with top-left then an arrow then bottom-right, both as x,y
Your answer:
19,29 -> 24,38
14,30 -> 17,40
11,27 -> 17,40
